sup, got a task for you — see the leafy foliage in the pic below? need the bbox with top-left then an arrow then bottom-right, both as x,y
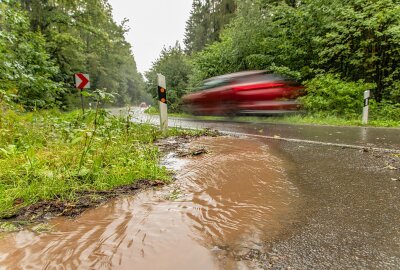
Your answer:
0,108 -> 162,217
0,0 -> 148,110
369,100 -> 400,122
301,74 -> 375,117
145,44 -> 192,112
185,0 -> 400,119
184,0 -> 236,55
0,1 -> 60,109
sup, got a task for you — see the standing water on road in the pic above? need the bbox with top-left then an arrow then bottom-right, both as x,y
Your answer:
0,137 -> 300,269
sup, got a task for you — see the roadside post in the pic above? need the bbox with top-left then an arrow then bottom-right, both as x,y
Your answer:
157,73 -> 168,133
362,90 -> 370,125
75,73 -> 90,113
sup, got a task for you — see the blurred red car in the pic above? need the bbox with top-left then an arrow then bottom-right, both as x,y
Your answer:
182,71 -> 304,116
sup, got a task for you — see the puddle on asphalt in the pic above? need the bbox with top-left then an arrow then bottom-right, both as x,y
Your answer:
0,137 -> 300,270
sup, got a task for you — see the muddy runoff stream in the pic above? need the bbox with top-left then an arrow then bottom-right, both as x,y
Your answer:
0,137 -> 300,269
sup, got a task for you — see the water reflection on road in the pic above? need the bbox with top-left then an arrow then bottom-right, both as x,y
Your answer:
0,137 -> 299,269
124,107 -> 400,150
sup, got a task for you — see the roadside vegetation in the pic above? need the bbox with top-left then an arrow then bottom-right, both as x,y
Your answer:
0,0 -> 206,220
0,0 -> 398,219
0,0 -> 150,109
0,101 -> 206,219
145,0 -> 400,126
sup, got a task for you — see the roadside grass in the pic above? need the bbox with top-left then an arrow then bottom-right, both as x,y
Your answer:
238,114 -> 400,128
0,108 -> 205,219
144,106 -> 192,118
145,108 -> 399,128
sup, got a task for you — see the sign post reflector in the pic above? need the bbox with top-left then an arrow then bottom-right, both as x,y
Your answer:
157,74 -> 168,133
362,90 -> 370,125
75,73 -> 90,113
75,73 -> 90,90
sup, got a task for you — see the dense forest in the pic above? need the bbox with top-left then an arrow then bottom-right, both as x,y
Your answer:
147,0 -> 400,121
0,0 -> 149,110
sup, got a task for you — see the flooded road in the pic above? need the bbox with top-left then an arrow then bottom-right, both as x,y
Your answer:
0,137 -> 300,269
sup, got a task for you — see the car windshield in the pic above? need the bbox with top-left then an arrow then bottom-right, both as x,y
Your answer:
236,73 -> 287,83
198,79 -> 229,90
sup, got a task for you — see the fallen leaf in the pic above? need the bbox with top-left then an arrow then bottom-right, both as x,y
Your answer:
13,198 -> 24,206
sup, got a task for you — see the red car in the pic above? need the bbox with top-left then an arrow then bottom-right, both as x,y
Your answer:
182,71 -> 304,116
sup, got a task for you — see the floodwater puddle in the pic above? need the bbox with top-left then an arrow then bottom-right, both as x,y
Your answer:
0,137 -> 300,269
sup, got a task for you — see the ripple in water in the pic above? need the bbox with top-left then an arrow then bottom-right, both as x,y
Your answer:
0,136 -> 299,270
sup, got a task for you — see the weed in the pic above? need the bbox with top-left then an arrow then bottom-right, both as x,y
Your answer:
31,223 -> 55,233
0,222 -> 20,232
0,106 -> 206,218
167,188 -> 182,201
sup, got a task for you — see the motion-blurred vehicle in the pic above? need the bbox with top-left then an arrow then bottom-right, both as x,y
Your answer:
182,71 -> 305,116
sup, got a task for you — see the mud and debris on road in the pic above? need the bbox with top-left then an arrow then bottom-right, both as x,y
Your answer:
155,136 -> 209,158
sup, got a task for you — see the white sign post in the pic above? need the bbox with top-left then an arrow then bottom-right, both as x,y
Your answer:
157,74 -> 168,133
362,90 -> 370,125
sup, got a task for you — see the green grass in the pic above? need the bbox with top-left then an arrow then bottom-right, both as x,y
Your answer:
0,108 -> 207,218
144,106 -> 192,118
144,106 -> 158,115
238,114 -> 400,127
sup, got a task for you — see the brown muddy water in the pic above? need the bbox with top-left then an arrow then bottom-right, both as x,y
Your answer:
0,137 -> 300,270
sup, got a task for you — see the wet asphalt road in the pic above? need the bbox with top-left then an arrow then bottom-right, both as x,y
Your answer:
123,108 -> 400,151
261,140 -> 400,269
119,108 -> 400,269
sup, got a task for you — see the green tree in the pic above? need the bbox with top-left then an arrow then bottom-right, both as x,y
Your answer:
190,0 -> 400,106
17,0 -> 146,107
145,43 -> 192,112
0,0 -> 60,109
312,0 -> 400,102
184,0 -> 236,55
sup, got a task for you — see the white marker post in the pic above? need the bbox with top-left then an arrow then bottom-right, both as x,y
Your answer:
157,74 -> 168,133
362,90 -> 370,125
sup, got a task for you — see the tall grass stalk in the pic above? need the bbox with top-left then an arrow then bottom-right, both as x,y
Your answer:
0,107 -> 206,218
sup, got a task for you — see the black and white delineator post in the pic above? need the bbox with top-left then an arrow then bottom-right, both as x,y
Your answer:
362,90 -> 370,125
157,74 -> 168,132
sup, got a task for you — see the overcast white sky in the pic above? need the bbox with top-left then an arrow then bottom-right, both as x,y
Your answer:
109,0 -> 193,74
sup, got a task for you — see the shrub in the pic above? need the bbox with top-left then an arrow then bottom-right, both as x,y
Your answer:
301,74 -> 375,117
370,101 -> 400,122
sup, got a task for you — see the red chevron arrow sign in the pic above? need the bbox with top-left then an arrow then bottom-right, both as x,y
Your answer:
75,73 -> 90,90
